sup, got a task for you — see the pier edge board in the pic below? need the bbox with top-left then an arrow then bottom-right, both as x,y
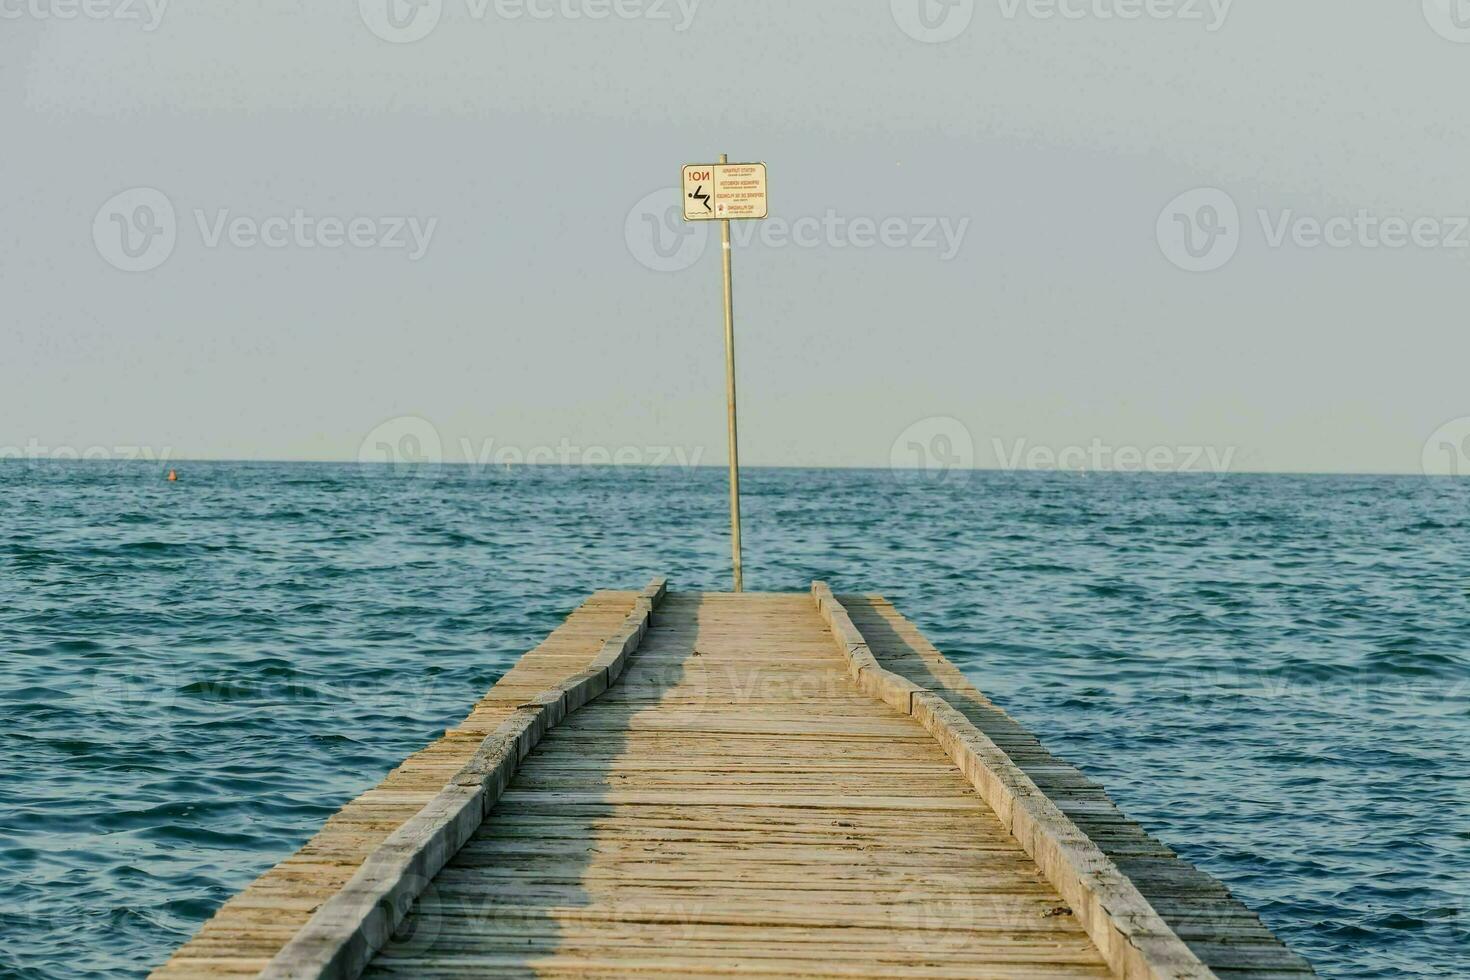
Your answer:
810,581 -> 1217,980
253,576 -> 667,980
832,589 -> 1314,978
257,576 -> 669,980
148,577 -> 666,980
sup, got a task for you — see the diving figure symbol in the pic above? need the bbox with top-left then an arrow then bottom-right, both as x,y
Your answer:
689,184 -> 712,213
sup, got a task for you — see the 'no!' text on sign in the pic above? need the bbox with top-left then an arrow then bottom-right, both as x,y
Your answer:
681,163 -> 769,221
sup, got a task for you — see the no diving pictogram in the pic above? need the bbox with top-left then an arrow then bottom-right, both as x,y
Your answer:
681,164 -> 768,222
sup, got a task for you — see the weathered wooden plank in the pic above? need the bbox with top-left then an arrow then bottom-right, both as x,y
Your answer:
156,586 -> 1308,980
364,592 -> 1113,980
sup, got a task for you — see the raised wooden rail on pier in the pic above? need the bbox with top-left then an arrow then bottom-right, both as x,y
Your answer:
153,581 -> 1311,980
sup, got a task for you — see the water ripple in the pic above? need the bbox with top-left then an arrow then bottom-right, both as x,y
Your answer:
0,463 -> 1466,978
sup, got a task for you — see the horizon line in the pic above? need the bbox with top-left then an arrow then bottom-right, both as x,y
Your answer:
0,457 -> 1458,479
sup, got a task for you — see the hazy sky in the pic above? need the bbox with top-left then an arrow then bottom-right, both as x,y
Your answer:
5,1 -> 1470,474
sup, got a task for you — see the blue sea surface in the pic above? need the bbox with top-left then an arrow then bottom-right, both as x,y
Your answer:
0,461 -> 1466,978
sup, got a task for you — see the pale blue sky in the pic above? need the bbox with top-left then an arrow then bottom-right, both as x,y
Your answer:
4,1 -> 1469,473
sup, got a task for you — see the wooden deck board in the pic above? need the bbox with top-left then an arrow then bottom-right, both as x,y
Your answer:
363,593 -> 1112,979
153,586 -> 1311,979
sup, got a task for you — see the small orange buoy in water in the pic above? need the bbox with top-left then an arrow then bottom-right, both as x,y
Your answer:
167,470 -> 178,482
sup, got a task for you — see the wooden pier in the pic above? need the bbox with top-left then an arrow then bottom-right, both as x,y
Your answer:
152,580 -> 1312,979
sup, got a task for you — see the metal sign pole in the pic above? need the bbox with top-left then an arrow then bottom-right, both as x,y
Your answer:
681,156 -> 764,593
718,152 -> 744,593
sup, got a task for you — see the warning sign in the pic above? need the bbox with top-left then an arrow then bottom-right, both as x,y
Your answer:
682,163 -> 768,222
